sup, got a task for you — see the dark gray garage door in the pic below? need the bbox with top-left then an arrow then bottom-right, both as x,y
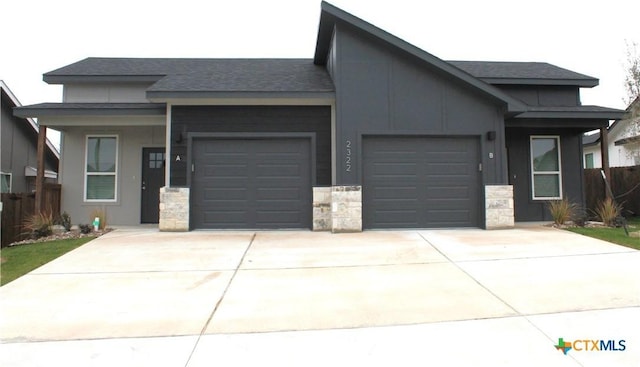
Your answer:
363,136 -> 480,228
192,138 -> 312,229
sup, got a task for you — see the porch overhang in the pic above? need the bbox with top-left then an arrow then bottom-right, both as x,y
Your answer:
507,105 -> 626,130
14,103 -> 166,118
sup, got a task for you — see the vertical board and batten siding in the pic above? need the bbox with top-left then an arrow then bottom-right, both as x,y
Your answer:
494,85 -> 580,107
330,24 -> 506,187
170,106 -> 331,187
506,127 -> 585,221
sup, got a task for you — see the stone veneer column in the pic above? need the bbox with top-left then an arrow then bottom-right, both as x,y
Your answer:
313,187 -> 332,231
485,185 -> 514,229
331,185 -> 362,233
159,187 -> 190,232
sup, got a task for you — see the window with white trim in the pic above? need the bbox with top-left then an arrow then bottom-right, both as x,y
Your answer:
1,172 -> 11,193
585,153 -> 594,169
85,135 -> 118,201
530,136 -> 562,200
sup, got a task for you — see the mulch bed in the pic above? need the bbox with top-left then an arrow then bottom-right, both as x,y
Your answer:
7,228 -> 112,247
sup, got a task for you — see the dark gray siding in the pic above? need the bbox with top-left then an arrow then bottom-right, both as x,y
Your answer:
496,85 -> 580,107
1,94 -> 57,192
331,24 -> 507,186
506,127 -> 585,221
171,106 -> 331,187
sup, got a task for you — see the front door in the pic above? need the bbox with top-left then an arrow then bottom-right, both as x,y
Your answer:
141,147 -> 165,223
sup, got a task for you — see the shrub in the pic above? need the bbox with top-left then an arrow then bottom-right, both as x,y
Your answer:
594,197 -> 622,227
23,212 -> 54,239
78,224 -> 93,234
90,207 -> 108,230
548,199 -> 577,225
60,212 -> 72,232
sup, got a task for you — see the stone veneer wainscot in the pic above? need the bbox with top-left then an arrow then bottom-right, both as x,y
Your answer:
159,187 -> 190,232
485,185 -> 514,229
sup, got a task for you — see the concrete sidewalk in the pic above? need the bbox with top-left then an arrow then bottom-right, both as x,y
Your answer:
1,227 -> 638,366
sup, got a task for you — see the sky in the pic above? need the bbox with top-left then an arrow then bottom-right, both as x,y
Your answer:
2,0 -> 638,120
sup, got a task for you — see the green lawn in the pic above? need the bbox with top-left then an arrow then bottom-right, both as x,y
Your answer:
0,237 -> 95,286
567,217 -> 640,250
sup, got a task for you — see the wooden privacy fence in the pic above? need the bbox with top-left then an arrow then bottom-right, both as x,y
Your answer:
584,166 -> 640,218
1,183 -> 61,247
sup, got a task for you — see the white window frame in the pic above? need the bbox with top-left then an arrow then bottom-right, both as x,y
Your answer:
584,153 -> 594,169
84,135 -> 118,202
1,172 -> 12,193
530,135 -> 562,200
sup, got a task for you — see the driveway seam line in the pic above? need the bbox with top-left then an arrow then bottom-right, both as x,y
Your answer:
183,232 -> 257,367
452,250 -> 638,263
417,232 -> 522,316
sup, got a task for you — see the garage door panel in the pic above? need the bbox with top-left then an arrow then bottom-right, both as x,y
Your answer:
364,136 -> 480,228
427,209 -> 471,224
427,186 -> 469,199
192,138 -> 312,229
203,187 -> 247,201
425,162 -> 470,175
373,210 -> 419,227
256,187 -> 303,200
373,187 -> 418,199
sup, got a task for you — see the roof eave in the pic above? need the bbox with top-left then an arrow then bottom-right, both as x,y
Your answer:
43,75 -> 165,84
481,77 -> 599,87
147,91 -> 336,101
515,110 -> 626,119
13,103 -> 167,118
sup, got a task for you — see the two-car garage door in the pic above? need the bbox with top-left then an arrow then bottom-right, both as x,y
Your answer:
363,136 -> 480,229
191,137 -> 312,229
191,135 -> 480,230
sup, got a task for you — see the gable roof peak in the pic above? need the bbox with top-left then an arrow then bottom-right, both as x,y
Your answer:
314,1 -> 526,113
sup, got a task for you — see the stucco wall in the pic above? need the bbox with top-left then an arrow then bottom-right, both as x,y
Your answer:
63,83 -> 151,103
59,124 -> 165,226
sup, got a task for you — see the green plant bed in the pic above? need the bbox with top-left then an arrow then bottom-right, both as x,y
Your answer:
567,217 -> 640,250
0,237 -> 95,286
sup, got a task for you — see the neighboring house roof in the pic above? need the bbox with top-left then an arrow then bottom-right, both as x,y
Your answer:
582,96 -> 640,147
449,61 -> 599,87
0,80 -> 60,161
313,1 -> 526,114
583,131 -> 601,146
14,103 -> 166,117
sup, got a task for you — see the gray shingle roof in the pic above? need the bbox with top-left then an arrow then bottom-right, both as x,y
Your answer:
449,61 -> 598,87
582,132 -> 601,145
44,58 -> 335,95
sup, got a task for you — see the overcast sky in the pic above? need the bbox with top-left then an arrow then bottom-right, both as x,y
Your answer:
2,0 -> 638,111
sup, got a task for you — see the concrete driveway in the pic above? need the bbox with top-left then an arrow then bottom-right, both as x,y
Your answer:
1,227 -> 639,366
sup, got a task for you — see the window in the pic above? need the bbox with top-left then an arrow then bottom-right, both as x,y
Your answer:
85,135 -> 118,201
530,136 -> 562,200
1,172 -> 11,193
585,153 -> 594,169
